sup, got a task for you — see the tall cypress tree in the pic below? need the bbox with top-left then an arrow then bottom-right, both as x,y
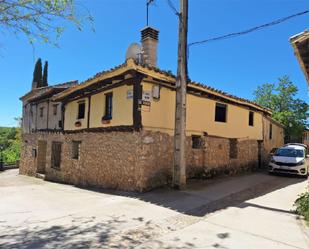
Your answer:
42,61 -> 48,87
32,58 -> 42,89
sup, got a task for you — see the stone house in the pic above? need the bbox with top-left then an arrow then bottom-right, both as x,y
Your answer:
20,81 -> 78,133
20,27 -> 284,191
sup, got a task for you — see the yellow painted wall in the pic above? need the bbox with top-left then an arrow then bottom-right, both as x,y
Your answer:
142,82 -> 263,139
64,98 -> 89,130
262,117 -> 284,159
89,85 -> 133,127
64,85 -> 133,130
142,82 -> 176,133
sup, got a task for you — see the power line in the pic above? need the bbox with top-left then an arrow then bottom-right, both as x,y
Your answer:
189,9 -> 309,47
166,0 -> 180,16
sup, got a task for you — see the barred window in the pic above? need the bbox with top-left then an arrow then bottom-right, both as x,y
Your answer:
39,107 -> 44,117
192,135 -> 203,149
53,104 -> 58,115
72,141 -> 81,160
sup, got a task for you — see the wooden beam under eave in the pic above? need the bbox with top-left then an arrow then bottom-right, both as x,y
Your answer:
62,77 -> 136,103
293,41 -> 309,86
57,73 -> 129,102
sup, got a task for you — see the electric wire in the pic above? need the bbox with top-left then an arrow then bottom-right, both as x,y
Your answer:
189,9 -> 309,47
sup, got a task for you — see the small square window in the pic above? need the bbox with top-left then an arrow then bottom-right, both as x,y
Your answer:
249,111 -> 254,126
39,107 -> 44,117
77,102 -> 85,119
215,103 -> 227,122
53,104 -> 58,115
32,148 -> 37,158
192,135 -> 203,149
72,141 -> 81,160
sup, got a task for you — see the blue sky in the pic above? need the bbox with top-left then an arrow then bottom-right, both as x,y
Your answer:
0,0 -> 308,127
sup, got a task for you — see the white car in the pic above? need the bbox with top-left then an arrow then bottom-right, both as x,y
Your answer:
268,144 -> 309,177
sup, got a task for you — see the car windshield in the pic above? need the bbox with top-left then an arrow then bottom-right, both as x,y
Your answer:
275,148 -> 304,158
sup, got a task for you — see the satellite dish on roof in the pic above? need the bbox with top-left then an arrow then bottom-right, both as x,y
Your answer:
126,43 -> 143,62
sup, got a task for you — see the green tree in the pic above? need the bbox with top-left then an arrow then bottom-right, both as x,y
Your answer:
253,76 -> 308,140
32,58 -> 42,88
0,126 -> 21,164
0,0 -> 94,45
42,60 -> 48,86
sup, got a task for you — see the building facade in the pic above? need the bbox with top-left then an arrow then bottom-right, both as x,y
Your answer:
21,81 -> 77,134
20,27 -> 284,191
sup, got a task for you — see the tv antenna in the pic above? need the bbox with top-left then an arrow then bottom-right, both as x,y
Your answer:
146,0 -> 155,26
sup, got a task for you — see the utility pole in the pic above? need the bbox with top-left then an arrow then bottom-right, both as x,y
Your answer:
173,0 -> 188,189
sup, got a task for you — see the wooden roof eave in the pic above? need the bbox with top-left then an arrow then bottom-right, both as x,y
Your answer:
52,59 -> 176,102
291,42 -> 309,85
187,83 -> 272,115
51,58 -> 269,114
52,64 -> 134,101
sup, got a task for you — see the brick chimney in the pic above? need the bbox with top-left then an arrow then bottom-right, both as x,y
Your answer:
141,27 -> 159,67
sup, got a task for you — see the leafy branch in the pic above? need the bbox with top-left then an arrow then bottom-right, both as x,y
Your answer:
0,0 -> 94,46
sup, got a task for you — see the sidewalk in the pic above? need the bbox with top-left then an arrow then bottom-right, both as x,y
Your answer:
138,174 -> 309,249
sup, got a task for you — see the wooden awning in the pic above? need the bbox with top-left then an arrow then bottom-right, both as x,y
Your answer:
290,30 -> 309,85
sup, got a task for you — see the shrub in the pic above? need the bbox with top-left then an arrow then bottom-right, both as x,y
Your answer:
294,192 -> 309,221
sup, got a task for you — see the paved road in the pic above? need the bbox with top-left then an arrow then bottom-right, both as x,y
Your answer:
0,169 -> 308,249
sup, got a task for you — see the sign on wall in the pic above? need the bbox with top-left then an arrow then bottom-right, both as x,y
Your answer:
152,85 -> 160,99
142,91 -> 152,101
127,90 -> 133,99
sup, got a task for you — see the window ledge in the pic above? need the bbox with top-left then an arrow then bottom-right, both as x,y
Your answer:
101,116 -> 112,124
102,116 -> 112,121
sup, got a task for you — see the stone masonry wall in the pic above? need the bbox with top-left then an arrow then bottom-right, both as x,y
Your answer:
138,131 -> 259,190
20,131 -> 143,191
20,130 -> 260,191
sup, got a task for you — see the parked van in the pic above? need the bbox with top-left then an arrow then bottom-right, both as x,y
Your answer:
268,144 -> 308,177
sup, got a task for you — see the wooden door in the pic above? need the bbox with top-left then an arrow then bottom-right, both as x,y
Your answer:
37,140 -> 47,173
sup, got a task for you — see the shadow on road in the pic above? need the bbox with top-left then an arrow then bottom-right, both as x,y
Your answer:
83,171 -> 306,217
0,170 -> 306,249
0,216 -> 194,249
